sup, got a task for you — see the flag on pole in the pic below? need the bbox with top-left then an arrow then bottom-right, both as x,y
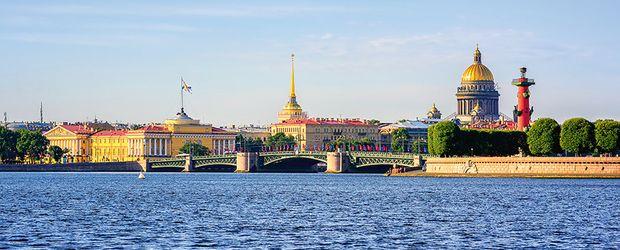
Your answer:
181,78 -> 192,93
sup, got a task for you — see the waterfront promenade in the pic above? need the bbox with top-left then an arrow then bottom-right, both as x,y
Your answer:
391,156 -> 620,178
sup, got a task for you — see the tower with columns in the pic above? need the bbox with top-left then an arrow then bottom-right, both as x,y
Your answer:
455,46 -> 500,124
512,67 -> 535,130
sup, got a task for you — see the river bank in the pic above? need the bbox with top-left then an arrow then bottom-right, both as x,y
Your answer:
0,161 -> 145,172
392,156 -> 620,178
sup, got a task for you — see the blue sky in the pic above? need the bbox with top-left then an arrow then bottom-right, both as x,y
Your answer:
1,0 -> 619,125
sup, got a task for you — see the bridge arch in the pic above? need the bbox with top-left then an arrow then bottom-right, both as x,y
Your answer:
261,155 -> 327,173
262,155 -> 327,166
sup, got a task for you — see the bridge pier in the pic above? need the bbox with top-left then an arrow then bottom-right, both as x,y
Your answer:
182,154 -> 194,172
326,152 -> 349,173
139,159 -> 150,172
236,152 -> 259,173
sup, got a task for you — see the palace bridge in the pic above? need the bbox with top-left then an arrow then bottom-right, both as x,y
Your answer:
146,151 -> 423,173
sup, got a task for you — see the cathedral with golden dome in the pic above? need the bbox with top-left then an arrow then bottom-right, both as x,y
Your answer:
455,45 -> 500,124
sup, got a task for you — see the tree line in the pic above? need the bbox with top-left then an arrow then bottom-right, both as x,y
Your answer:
427,118 -> 620,157
0,127 -> 68,163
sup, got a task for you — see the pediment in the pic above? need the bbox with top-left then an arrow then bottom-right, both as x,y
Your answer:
44,126 -> 77,137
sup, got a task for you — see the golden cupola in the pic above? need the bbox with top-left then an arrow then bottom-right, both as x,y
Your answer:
461,45 -> 494,83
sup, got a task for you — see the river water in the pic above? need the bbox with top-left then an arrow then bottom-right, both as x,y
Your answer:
0,173 -> 618,248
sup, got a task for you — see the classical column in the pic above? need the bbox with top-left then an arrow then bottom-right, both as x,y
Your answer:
163,139 -> 168,156
157,138 -> 164,156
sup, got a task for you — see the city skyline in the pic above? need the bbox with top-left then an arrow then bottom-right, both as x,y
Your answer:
1,1 -> 619,125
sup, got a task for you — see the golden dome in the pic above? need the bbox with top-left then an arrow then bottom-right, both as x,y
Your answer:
429,103 -> 439,113
283,100 -> 302,110
461,46 -> 494,83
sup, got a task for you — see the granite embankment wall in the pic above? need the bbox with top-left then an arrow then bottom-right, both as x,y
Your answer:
423,157 -> 620,178
0,161 -> 146,172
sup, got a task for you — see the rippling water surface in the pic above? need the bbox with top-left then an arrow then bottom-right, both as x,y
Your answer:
0,173 -> 619,248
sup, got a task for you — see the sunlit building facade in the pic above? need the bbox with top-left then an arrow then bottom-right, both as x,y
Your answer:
44,110 -> 236,162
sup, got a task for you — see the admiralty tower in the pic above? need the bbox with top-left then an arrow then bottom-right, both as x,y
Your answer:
277,53 -> 308,122
455,45 -> 500,124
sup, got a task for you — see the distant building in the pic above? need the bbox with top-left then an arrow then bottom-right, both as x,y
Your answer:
426,103 -> 442,120
224,125 -> 271,142
44,109 -> 236,162
271,118 -> 380,150
379,119 -> 430,152
466,115 -> 517,130
6,122 -> 54,132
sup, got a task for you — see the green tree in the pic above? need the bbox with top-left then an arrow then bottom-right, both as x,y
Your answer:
427,125 -> 435,155
129,124 -> 143,130
391,128 -> 410,152
16,130 -> 50,163
48,145 -> 65,163
594,119 -> 620,154
178,142 -> 210,156
244,137 -> 264,152
0,127 -> 19,162
367,119 -> 381,125
560,118 -> 595,156
266,132 -> 296,148
527,118 -> 561,156
429,121 -> 460,156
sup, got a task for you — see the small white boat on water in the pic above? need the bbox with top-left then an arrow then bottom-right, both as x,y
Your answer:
138,171 -> 145,179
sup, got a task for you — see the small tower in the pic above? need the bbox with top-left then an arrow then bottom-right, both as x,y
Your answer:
426,103 -> 442,119
40,102 -> 43,123
512,67 -> 535,130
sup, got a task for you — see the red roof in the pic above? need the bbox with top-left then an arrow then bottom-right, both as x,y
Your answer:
212,127 -> 236,134
467,120 -> 517,130
276,118 -> 374,126
92,130 -> 128,136
60,125 -> 96,134
135,125 -> 168,132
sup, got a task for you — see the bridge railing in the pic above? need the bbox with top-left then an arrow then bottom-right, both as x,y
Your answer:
151,157 -> 185,162
260,151 -> 327,156
193,154 -> 237,160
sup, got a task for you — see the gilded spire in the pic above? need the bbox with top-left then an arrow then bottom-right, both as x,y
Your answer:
290,53 -> 296,98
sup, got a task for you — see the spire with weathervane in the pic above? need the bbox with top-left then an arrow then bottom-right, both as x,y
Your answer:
277,53 -> 307,123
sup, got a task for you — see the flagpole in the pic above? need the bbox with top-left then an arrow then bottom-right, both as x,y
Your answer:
180,77 -> 184,112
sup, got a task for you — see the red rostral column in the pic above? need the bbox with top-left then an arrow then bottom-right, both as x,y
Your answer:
512,67 -> 535,130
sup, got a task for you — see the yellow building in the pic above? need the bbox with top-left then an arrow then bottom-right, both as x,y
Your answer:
270,53 -> 379,150
123,110 -> 236,160
44,110 -> 236,162
91,130 -> 131,162
271,118 -> 380,150
44,124 -> 97,162
277,54 -> 308,123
